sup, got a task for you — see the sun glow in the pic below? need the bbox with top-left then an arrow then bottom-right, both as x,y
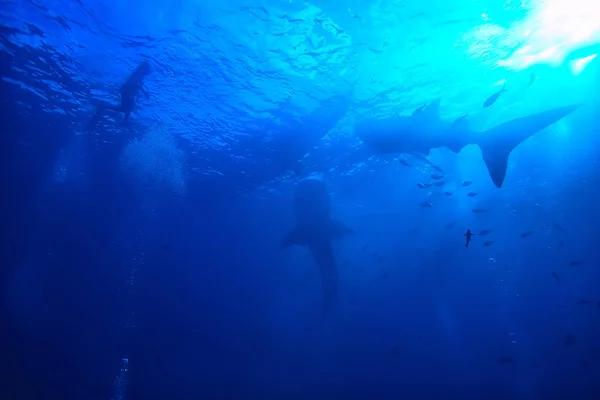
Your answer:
504,0 -> 600,70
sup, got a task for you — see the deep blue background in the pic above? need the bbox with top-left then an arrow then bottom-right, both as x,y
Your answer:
2,1 -> 600,399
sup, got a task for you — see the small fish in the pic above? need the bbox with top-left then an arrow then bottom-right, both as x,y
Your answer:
483,83 -> 506,108
361,244 -> 369,250
557,240 -> 564,247
461,181 -> 472,187
498,357 -> 515,364
430,174 -> 444,180
464,229 -> 475,248
478,229 -> 492,236
444,191 -> 453,196
552,271 -> 559,280
520,230 -> 534,238
577,299 -> 591,305
410,153 -> 443,173
452,113 -> 469,127
564,334 -> 575,346
417,182 -> 432,188
569,260 -> 583,267
420,201 -> 433,208
399,158 -> 411,167
597,301 -> 600,308
445,221 -> 458,229
431,164 -> 444,173
412,103 -> 427,116
162,244 -> 170,250
483,240 -> 495,247
434,181 -> 445,187
467,192 -> 478,197
471,208 -> 486,214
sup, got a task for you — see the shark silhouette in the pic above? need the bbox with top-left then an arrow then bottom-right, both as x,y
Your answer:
355,99 -> 580,187
281,178 -> 353,313
189,93 -> 353,198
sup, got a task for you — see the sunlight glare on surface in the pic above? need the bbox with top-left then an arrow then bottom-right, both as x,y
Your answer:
568,53 -> 598,75
502,0 -> 600,70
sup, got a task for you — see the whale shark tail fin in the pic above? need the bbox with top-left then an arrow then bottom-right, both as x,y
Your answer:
478,104 -> 580,188
479,142 -> 513,189
280,227 -> 339,313
308,241 -> 338,314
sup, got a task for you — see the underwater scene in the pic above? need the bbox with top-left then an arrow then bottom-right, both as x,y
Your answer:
2,0 -> 600,399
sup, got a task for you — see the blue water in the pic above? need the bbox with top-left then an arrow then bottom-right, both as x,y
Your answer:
2,0 -> 600,399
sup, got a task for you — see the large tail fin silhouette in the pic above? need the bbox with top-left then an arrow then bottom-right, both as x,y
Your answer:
308,241 -> 338,314
281,217 -> 353,314
478,104 -> 580,188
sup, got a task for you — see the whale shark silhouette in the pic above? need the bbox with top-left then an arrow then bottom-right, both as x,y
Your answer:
281,178 -> 353,313
189,93 -> 352,199
355,100 -> 580,187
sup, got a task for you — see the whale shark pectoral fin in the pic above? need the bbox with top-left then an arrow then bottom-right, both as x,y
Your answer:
478,104 -> 580,188
281,227 -> 305,248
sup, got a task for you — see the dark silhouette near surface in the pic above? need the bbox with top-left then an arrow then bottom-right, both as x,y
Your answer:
87,61 -> 151,131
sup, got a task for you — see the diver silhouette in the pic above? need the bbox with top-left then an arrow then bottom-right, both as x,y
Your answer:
87,61 -> 151,131
464,229 -> 474,248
